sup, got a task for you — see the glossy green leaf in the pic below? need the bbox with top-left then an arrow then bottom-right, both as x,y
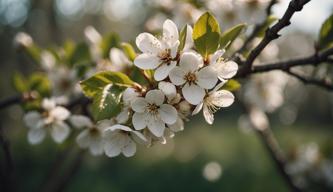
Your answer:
193,12 -> 221,58
80,71 -> 134,97
121,42 -> 136,61
319,14 -> 333,49
92,84 -> 123,121
222,79 -> 241,91
178,25 -> 188,51
220,23 -> 247,49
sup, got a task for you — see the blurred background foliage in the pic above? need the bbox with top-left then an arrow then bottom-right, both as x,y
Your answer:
0,0 -> 333,191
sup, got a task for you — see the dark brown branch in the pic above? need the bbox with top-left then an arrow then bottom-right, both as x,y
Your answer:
239,100 -> 303,192
0,95 -> 22,110
238,0 -> 312,76
284,70 -> 333,91
235,0 -> 278,57
250,47 -> 333,74
0,124 -> 16,192
257,128 -> 302,192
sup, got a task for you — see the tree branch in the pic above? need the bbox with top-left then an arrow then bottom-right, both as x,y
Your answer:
238,0 -> 312,76
235,0 -> 278,56
250,47 -> 333,74
0,95 -> 22,110
257,128 -> 302,192
0,124 -> 16,192
284,70 -> 333,91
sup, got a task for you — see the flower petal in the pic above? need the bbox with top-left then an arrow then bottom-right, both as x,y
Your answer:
116,108 -> 130,124
24,111 -> 42,129
136,32 -> 162,54
192,102 -> 203,115
27,129 -> 46,145
203,104 -> 214,125
131,131 -> 147,143
134,53 -> 160,70
51,122 -> 70,143
69,115 -> 93,129
170,41 -> 180,58
163,19 -> 179,46
145,90 -> 164,106
196,66 -> 218,89
179,52 -> 202,73
122,138 -> 136,157
123,87 -> 139,105
104,132 -> 124,157
169,66 -> 186,85
184,25 -> 194,50
131,98 -> 147,113
159,104 -> 177,124
147,115 -> 165,137
76,129 -> 90,148
108,124 -> 132,132
50,106 -> 70,121
89,137 -> 104,156
158,81 -> 177,101
211,90 -> 235,107
132,112 -> 147,130
42,98 -> 56,110
154,61 -> 176,81
215,60 -> 238,80
168,117 -> 184,132
209,49 -> 225,65
182,83 -> 205,105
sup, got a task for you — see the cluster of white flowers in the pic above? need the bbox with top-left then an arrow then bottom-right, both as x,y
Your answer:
23,19 -> 238,158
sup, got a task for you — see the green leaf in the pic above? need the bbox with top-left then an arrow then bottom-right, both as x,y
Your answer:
319,14 -> 333,49
257,15 -> 278,37
222,80 -> 241,91
193,12 -> 221,58
68,42 -> 91,66
178,25 -> 188,51
121,42 -> 136,61
12,72 -> 28,93
92,84 -> 123,121
100,33 -> 120,58
26,45 -> 41,63
80,71 -> 134,97
220,23 -> 247,49
28,73 -> 51,96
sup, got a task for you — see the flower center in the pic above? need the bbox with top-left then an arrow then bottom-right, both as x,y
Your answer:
158,49 -> 172,63
205,96 -> 220,114
184,72 -> 197,84
147,103 -> 159,115
89,127 -> 100,136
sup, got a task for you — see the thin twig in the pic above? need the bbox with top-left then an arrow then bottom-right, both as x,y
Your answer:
284,70 -> 333,91
248,47 -> 333,74
257,128 -> 302,192
239,100 -> 303,192
235,0 -> 278,57
238,0 -> 312,76
0,95 -> 22,110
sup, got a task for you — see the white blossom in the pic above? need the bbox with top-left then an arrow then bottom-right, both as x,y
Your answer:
109,48 -> 132,72
192,81 -> 235,124
23,98 -> 71,144
71,116 -> 107,156
103,124 -> 146,157
169,52 -> 218,105
209,50 -> 238,81
131,89 -> 178,137
134,19 -> 180,81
